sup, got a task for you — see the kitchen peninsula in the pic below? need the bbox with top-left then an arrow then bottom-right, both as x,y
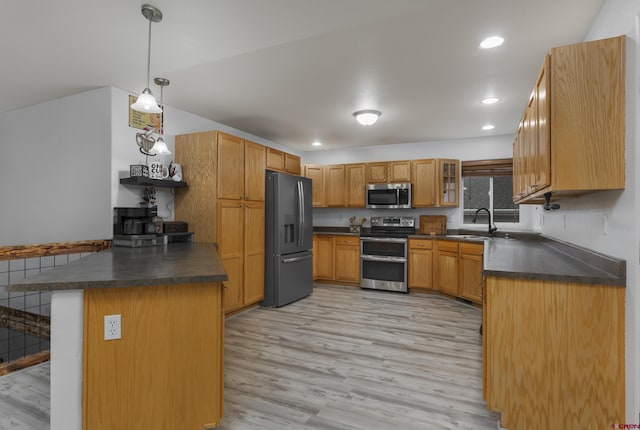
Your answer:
8,243 -> 228,430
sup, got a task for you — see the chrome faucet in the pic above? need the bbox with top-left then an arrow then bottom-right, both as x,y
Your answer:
473,207 -> 497,236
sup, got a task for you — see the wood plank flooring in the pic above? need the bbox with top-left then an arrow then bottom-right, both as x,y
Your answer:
0,284 -> 499,429
0,360 -> 49,429
219,284 -> 499,429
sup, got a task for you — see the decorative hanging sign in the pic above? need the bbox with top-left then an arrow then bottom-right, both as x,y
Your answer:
128,95 -> 161,131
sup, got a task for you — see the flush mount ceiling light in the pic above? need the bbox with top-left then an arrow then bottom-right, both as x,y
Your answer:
353,110 -> 381,126
479,36 -> 504,49
482,124 -> 496,130
481,97 -> 500,104
151,77 -> 171,155
312,141 -> 323,147
130,4 -> 163,114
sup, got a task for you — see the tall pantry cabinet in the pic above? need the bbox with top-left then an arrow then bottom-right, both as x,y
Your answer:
175,131 -> 266,314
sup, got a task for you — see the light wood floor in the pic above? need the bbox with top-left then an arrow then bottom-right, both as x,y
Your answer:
0,284 -> 499,429
220,284 -> 499,429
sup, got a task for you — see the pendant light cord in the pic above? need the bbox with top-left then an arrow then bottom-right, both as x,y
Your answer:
146,16 -> 152,89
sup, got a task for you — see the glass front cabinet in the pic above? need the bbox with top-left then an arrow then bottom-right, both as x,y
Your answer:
438,159 -> 459,207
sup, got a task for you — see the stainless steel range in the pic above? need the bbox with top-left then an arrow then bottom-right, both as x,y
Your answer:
360,216 -> 416,292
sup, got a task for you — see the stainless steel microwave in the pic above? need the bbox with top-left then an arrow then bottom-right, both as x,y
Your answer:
366,183 -> 412,209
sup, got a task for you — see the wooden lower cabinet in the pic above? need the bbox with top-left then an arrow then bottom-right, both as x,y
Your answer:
408,239 -> 433,289
217,199 -> 264,313
313,235 -> 360,284
334,236 -> 360,282
314,235 -> 335,280
83,283 -> 224,429
459,243 -> 483,304
243,202 -> 265,304
434,241 -> 459,295
483,276 -> 625,429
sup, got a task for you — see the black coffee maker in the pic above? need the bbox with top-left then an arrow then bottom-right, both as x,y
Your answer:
113,207 -> 158,237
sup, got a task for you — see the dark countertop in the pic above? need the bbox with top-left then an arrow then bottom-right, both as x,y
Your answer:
482,235 -> 625,286
313,226 -> 625,286
7,243 -> 228,292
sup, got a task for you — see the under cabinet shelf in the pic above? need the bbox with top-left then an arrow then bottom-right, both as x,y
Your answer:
119,176 -> 188,188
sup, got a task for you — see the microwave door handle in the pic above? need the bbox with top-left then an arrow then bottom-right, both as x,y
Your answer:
297,180 -> 304,248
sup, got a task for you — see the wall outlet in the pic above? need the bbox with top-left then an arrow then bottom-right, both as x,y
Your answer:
104,314 -> 121,340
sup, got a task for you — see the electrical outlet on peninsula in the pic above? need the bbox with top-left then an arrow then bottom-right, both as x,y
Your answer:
104,314 -> 122,340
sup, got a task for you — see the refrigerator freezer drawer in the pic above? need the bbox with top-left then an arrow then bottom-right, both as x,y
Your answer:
263,251 -> 313,308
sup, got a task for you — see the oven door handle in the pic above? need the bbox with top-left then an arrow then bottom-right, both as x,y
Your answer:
360,237 -> 407,243
361,255 -> 406,263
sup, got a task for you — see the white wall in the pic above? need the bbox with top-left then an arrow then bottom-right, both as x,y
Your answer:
542,0 -> 640,421
0,88 -> 112,246
301,134 -> 538,231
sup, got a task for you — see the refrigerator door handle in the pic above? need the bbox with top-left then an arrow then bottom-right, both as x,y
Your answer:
282,254 -> 313,264
297,180 -> 304,248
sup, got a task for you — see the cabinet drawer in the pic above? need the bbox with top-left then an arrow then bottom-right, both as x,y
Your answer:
437,240 -> 459,253
459,242 -> 484,255
409,239 -> 433,250
335,236 -> 359,246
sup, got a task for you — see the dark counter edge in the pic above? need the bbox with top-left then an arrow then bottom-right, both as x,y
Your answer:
7,242 -> 228,292
8,274 -> 228,292
313,226 -> 626,287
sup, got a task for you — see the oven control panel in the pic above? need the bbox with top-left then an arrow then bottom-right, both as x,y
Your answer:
370,216 -> 415,228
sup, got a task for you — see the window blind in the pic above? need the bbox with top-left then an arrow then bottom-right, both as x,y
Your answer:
461,158 -> 512,177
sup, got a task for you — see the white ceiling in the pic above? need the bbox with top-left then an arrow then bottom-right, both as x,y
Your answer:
2,0 -> 604,151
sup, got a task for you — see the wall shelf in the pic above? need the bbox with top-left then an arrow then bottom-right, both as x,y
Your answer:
119,177 -> 188,188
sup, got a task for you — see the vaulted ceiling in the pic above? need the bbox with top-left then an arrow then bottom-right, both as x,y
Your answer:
2,0 -> 603,151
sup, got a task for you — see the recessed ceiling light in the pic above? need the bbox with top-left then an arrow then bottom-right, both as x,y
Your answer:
479,36 -> 504,49
312,141 -> 323,147
481,97 -> 500,104
482,124 -> 496,130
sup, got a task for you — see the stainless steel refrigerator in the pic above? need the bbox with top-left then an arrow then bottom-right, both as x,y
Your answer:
263,170 -> 313,307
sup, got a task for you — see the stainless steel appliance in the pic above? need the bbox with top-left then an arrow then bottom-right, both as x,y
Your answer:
263,171 -> 314,307
366,183 -> 412,209
360,216 -> 416,292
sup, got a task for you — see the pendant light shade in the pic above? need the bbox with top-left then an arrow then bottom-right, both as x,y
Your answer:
131,88 -> 162,113
131,4 -> 163,114
152,137 -> 171,155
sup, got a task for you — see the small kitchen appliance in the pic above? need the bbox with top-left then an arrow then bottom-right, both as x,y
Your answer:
112,206 -> 167,247
365,183 -> 412,209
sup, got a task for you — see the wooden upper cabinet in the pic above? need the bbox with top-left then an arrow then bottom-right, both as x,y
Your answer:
345,163 -> 366,207
325,165 -> 346,207
266,148 -> 285,171
438,159 -> 459,207
244,140 -> 266,201
217,132 -> 245,200
284,153 -> 301,175
412,159 -> 437,207
304,164 -> 325,207
514,35 -> 625,203
389,161 -> 411,182
366,162 -> 388,183
266,147 -> 300,175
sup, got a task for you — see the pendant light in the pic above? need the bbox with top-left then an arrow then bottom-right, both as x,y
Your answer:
151,77 -> 171,155
130,4 -> 163,114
